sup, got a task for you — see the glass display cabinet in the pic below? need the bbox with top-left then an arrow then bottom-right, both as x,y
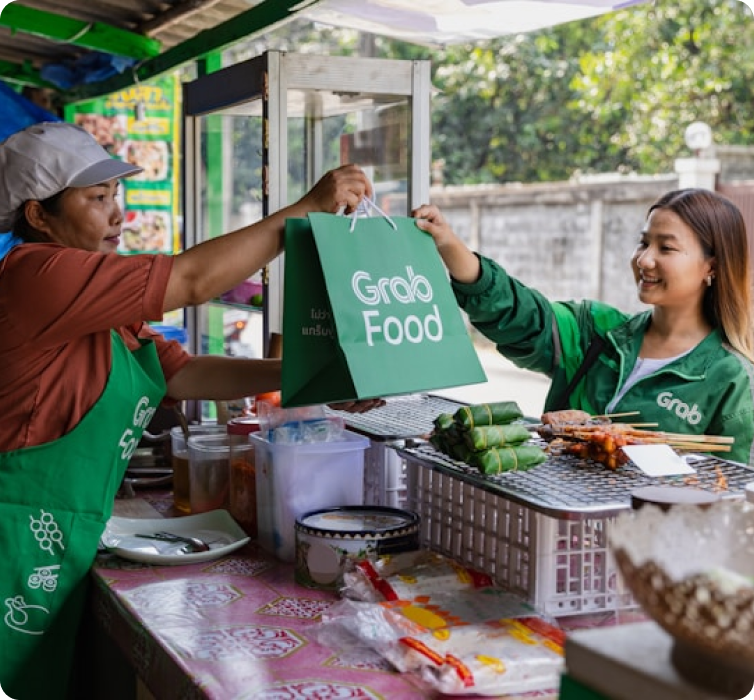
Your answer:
181,50 -> 431,416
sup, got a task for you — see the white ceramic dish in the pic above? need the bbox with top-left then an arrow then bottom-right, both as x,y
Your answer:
102,509 -> 250,565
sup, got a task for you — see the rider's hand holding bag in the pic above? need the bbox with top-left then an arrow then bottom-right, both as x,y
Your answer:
281,204 -> 486,407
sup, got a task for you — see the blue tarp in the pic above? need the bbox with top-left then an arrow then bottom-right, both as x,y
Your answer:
0,80 -> 60,142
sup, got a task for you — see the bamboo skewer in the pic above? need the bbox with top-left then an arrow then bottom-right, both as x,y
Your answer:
560,432 -> 732,453
542,410 -> 735,459
556,423 -> 734,444
592,411 -> 641,420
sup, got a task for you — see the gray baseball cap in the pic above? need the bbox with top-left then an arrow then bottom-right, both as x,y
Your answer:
0,122 -> 143,231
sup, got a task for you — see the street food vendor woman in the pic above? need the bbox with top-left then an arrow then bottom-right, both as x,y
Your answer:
0,122 -> 372,699
413,189 -> 754,466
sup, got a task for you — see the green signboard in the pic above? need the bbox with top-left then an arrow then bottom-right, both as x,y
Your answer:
64,72 -> 181,256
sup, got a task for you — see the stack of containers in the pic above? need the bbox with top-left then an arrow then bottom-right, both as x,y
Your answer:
250,429 -> 370,562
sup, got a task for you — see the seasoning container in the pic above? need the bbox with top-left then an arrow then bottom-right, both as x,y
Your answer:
227,416 -> 260,537
187,433 -> 232,514
170,424 -> 226,513
294,506 -> 420,590
630,485 -> 719,512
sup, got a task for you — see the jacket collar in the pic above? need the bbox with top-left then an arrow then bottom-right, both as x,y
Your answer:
608,311 -> 724,377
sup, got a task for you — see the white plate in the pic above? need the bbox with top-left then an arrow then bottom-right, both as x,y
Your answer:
102,509 -> 250,565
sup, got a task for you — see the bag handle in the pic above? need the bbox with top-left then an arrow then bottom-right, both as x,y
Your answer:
551,335 -> 605,411
349,195 -> 398,232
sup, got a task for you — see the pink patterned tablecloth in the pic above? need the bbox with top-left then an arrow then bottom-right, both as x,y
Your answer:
91,493 -> 644,699
92,540 -> 563,700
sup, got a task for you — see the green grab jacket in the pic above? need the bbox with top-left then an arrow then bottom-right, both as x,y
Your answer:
451,255 -> 754,466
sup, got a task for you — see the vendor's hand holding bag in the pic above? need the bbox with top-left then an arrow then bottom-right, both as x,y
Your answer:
282,204 -> 486,407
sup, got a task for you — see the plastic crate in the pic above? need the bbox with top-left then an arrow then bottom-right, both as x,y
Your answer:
327,394 -> 465,510
363,440 -> 409,508
403,457 -> 636,617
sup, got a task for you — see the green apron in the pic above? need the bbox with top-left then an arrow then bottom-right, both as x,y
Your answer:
0,331 -> 166,700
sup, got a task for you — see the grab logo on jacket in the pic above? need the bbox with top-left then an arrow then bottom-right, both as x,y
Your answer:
657,391 -> 702,426
351,266 -> 442,347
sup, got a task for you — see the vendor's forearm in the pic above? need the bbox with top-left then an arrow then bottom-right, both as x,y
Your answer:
163,207 -> 292,312
166,356 -> 281,400
162,164 -> 369,312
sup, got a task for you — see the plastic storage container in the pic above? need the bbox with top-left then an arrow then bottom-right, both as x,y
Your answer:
250,429 -> 370,562
227,416 -> 261,537
187,433 -> 232,514
170,424 -> 226,513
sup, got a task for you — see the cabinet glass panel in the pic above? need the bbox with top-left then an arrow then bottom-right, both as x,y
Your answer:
183,51 -> 430,420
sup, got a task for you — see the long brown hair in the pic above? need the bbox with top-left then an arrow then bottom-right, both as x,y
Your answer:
648,188 -> 754,362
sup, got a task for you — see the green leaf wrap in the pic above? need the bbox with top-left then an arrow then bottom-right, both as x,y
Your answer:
434,413 -> 455,432
469,445 -> 548,475
464,424 -> 531,451
454,401 -> 524,429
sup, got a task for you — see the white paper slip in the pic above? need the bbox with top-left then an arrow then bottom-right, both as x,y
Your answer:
621,444 -> 697,477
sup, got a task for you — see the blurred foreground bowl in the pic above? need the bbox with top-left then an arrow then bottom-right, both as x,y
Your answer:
610,499 -> 754,698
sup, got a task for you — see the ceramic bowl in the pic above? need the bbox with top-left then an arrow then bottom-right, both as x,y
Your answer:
610,499 -> 754,698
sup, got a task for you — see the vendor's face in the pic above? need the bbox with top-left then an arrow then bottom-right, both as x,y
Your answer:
36,179 -> 123,253
631,208 -> 713,310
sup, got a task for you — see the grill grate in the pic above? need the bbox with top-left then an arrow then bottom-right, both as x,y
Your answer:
327,394 -> 466,440
398,441 -> 754,519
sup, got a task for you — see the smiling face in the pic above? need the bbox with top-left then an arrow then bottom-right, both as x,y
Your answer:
25,179 -> 124,253
631,208 -> 714,311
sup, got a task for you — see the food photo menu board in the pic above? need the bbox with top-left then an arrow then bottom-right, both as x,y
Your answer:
63,73 -> 181,256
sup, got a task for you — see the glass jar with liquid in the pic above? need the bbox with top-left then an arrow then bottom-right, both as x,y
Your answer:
170,424 -> 226,513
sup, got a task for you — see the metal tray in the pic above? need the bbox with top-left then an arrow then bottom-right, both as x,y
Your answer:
397,440 -> 754,520
326,394 -> 466,440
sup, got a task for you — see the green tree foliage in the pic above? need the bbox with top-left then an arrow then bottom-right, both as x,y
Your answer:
574,0 -> 754,175
427,26 -> 607,183
226,2 -> 753,187
376,0 -> 753,184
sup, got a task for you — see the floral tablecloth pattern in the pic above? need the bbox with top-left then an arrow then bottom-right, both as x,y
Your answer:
92,540 -> 561,700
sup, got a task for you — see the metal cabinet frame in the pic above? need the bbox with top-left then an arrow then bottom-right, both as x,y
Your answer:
182,50 -> 431,359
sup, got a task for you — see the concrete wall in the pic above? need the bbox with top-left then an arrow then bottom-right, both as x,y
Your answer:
429,175 -> 678,315
425,146 -> 754,317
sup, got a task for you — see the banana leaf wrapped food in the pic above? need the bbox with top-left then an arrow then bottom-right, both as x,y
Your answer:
431,400 -> 547,475
468,445 -> 548,475
463,424 -> 531,451
453,401 -> 523,429
433,413 -> 455,432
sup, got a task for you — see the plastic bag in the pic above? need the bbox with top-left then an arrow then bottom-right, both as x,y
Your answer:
342,549 -> 494,602
256,402 -> 344,444
320,590 -> 564,696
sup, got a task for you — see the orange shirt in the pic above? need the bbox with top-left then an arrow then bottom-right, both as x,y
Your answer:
0,243 -> 191,451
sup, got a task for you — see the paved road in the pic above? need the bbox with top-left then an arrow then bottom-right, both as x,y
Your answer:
433,340 -> 550,420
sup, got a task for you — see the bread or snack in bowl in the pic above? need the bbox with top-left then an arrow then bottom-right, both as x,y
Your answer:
610,499 -> 754,698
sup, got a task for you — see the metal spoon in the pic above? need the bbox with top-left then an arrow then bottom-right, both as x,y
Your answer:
134,531 -> 210,553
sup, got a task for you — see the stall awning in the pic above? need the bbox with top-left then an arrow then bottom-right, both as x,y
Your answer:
298,0 -> 649,47
0,0 -> 649,101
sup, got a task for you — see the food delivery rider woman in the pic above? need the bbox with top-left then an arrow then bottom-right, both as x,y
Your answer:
413,189 -> 754,466
0,121 -> 372,699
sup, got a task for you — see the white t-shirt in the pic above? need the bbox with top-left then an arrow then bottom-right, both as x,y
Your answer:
605,351 -> 691,414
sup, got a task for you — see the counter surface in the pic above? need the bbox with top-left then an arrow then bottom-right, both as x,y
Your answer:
91,494 -> 638,699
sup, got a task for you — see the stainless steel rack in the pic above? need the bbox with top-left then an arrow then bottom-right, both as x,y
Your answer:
327,394 -> 466,441
397,441 -> 753,520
